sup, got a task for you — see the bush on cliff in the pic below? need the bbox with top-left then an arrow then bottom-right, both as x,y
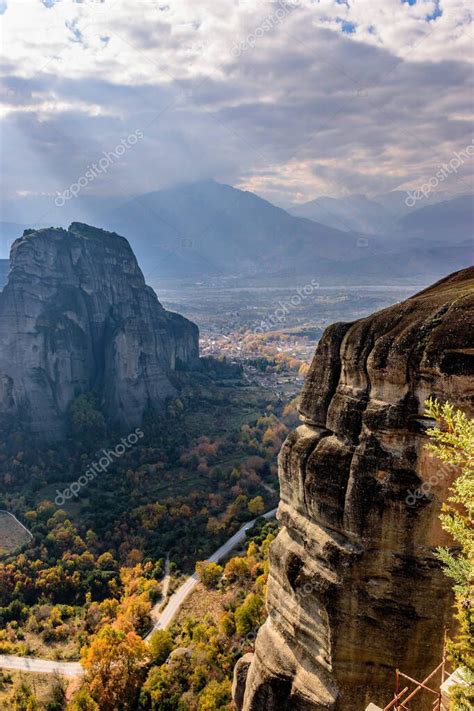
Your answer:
425,398 -> 473,706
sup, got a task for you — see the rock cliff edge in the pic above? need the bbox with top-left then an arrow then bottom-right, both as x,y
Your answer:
234,267 -> 474,710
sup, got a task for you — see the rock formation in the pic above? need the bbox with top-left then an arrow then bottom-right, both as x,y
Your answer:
0,259 -> 9,290
234,267 -> 474,710
0,223 -> 199,439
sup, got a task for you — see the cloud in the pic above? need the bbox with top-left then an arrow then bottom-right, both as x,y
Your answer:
0,0 -> 472,207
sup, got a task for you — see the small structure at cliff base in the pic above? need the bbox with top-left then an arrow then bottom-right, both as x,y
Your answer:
365,663 -> 470,710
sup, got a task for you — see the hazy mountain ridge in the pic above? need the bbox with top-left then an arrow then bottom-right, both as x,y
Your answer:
289,193 -> 394,233
391,194 -> 474,243
103,180 -> 358,277
289,190 -> 473,235
1,182 -> 472,283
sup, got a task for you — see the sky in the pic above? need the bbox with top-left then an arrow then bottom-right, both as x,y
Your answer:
0,0 -> 473,207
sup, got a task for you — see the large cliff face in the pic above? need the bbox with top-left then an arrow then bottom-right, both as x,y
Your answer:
234,267 -> 474,710
0,223 -> 199,439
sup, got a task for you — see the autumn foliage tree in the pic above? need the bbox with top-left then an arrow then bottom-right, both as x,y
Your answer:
81,624 -> 148,710
248,495 -> 265,516
195,561 -> 223,589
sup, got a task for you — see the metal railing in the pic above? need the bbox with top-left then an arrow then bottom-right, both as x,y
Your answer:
383,642 -> 450,711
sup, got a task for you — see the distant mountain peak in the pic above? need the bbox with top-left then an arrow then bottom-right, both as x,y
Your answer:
1,186 -> 471,283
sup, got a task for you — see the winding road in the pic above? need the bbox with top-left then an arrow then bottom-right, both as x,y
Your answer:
0,508 -> 277,676
146,508 -> 277,637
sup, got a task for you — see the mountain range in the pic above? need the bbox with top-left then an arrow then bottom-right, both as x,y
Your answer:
1,181 -> 472,284
287,190 -> 463,234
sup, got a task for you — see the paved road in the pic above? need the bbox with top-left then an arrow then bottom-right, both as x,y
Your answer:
0,655 -> 83,676
1,509 -> 278,673
146,507 -> 277,637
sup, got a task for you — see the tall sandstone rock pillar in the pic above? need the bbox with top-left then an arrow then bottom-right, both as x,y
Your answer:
0,223 -> 199,440
234,268 -> 474,710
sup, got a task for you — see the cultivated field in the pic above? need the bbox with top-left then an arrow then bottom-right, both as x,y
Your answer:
0,511 -> 32,556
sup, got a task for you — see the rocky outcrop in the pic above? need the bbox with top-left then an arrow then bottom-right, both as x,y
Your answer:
234,267 -> 474,710
0,223 -> 199,439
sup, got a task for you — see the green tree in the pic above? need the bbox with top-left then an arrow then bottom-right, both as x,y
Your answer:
66,688 -> 100,711
140,658 -> 189,710
425,398 -> 473,705
235,593 -> 264,636
148,629 -> 174,665
219,611 -> 236,637
197,679 -> 231,710
69,393 -> 106,445
44,673 -> 67,711
224,556 -> 249,582
8,679 -> 39,711
248,496 -> 265,516
195,561 -> 223,589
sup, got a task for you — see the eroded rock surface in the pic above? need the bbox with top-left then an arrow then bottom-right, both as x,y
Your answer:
0,223 -> 199,439
234,267 -> 474,710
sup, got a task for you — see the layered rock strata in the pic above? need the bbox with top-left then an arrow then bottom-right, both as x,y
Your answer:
0,223 -> 199,439
234,267 -> 474,710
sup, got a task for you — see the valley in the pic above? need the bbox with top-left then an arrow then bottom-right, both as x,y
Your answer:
1,0 -> 472,707
0,225 -> 470,710
155,277 -> 422,372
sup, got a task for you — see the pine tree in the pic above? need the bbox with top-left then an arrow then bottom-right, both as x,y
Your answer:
425,398 -> 473,706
